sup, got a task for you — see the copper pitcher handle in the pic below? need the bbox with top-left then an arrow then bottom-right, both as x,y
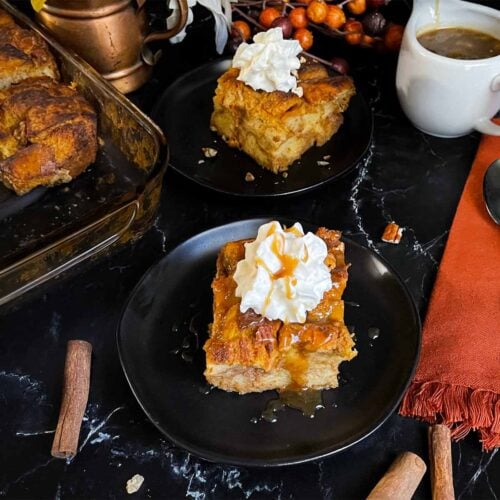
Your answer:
141,0 -> 189,44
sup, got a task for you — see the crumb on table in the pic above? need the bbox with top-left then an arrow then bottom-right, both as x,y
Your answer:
126,474 -> 144,494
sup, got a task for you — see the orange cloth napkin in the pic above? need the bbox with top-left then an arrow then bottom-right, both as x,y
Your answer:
400,130 -> 500,451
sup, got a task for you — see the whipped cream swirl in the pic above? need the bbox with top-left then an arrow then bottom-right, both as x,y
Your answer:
233,221 -> 333,323
232,28 -> 303,96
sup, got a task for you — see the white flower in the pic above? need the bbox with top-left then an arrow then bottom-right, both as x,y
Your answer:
166,0 -> 232,54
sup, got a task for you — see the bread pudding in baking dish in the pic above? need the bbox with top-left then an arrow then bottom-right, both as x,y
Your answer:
204,222 -> 357,394
0,8 -> 97,196
210,29 -> 356,173
0,9 -> 58,90
0,77 -> 97,195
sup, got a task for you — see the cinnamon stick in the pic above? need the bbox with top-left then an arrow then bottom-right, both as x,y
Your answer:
428,425 -> 455,500
367,452 -> 427,500
51,340 -> 92,459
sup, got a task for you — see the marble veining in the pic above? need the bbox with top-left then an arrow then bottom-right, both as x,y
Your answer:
16,429 -> 55,437
348,143 -> 378,252
78,405 -> 125,454
48,311 -> 62,342
458,449 -> 498,500
0,457 -> 56,496
317,461 -> 334,500
153,215 -> 168,254
0,370 -> 48,405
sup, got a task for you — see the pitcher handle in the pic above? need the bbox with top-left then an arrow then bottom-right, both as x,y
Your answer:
475,74 -> 500,136
476,119 -> 500,136
141,0 -> 189,44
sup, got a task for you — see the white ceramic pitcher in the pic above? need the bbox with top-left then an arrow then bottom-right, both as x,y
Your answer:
396,0 -> 500,138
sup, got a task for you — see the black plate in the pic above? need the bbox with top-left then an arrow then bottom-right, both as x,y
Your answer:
117,219 -> 420,466
152,60 -> 373,197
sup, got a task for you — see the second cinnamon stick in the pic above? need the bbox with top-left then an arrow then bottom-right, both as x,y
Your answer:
429,424 -> 455,500
367,451 -> 427,500
51,340 -> 92,459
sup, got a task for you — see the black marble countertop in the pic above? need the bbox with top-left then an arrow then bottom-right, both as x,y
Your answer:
1,3 -> 499,498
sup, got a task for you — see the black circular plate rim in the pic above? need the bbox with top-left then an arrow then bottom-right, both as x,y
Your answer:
152,58 -> 374,198
117,218 -> 421,467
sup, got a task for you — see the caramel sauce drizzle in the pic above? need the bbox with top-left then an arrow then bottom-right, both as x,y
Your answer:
257,230 -> 305,315
270,233 -> 300,301
283,349 -> 309,389
246,226 -> 343,413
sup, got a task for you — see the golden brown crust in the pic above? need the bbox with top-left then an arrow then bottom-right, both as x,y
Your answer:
204,228 -> 357,393
0,10 -> 96,195
0,77 -> 97,195
0,9 -> 59,89
0,9 -> 15,27
210,61 -> 355,173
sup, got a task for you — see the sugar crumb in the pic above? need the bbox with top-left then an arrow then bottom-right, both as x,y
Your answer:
126,474 -> 144,494
202,147 -> 218,158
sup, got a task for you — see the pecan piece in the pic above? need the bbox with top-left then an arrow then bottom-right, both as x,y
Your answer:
255,323 -> 276,343
382,222 -> 403,244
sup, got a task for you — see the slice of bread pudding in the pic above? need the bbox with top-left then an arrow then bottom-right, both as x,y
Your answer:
210,61 -> 355,173
204,228 -> 357,394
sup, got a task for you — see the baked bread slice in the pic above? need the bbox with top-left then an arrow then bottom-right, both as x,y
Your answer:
204,227 -> 357,394
210,61 -> 355,173
0,77 -> 97,195
0,9 -> 59,90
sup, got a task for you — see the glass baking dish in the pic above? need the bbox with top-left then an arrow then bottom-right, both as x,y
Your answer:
0,0 -> 167,306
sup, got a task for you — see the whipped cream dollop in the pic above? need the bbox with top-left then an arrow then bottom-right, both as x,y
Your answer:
233,221 -> 333,323
232,28 -> 303,96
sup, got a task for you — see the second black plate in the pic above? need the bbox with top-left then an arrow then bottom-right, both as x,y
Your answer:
117,219 -> 420,466
152,59 -> 373,197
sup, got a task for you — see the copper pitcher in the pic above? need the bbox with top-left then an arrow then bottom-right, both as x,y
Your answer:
36,0 -> 189,93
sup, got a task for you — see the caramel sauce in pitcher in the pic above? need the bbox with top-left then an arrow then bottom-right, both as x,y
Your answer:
418,27 -> 500,60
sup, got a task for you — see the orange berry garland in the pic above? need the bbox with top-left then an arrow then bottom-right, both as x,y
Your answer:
293,27 -> 314,50
324,5 -> 346,30
361,33 -> 374,46
306,0 -> 328,24
384,24 -> 404,51
259,7 -> 281,28
289,7 -> 309,29
346,0 -> 367,16
228,0 -> 404,56
343,19 -> 363,45
232,20 -> 251,41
